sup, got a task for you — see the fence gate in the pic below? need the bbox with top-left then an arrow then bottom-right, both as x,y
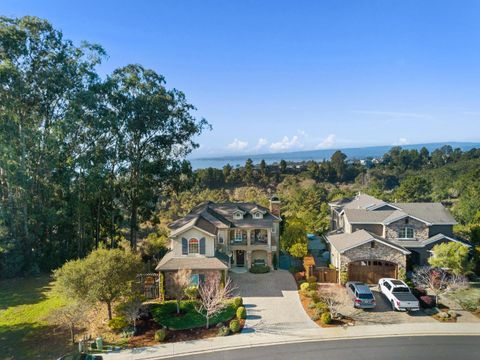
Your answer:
315,267 -> 338,283
136,273 -> 159,299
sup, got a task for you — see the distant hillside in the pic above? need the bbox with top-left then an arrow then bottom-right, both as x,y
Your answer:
190,142 -> 480,169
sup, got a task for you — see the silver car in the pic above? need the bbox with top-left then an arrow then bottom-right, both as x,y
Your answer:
346,281 -> 376,309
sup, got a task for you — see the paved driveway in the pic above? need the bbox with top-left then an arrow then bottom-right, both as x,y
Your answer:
322,284 -> 434,325
229,270 -> 317,335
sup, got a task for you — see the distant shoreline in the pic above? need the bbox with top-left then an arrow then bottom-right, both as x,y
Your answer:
189,141 -> 480,169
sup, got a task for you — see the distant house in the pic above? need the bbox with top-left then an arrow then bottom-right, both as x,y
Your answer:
156,197 -> 281,297
326,193 -> 469,283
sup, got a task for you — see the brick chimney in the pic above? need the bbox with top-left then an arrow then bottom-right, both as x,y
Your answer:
269,195 -> 281,217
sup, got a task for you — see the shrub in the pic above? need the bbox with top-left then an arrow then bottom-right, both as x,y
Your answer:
315,302 -> 329,315
300,283 -> 310,292
236,306 -> 246,319
340,271 -> 348,285
184,285 -> 198,300
154,329 -> 167,342
108,316 -> 129,332
438,312 -> 450,320
233,297 -> 243,309
419,295 -> 436,309
321,312 -> 332,324
310,314 -> 320,321
310,292 -> 320,303
229,319 -> 240,333
308,301 -> 316,309
412,286 -> 427,298
217,326 -> 230,337
306,290 -> 317,299
447,310 -> 457,319
397,267 -> 407,281
308,282 -> 317,291
249,265 -> 270,274
307,276 -> 317,284
460,299 -> 479,312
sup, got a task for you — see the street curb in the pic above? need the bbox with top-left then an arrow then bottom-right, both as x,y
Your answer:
135,331 -> 480,359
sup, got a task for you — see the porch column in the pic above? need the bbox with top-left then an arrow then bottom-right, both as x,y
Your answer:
267,230 -> 272,249
247,230 -> 251,246
246,250 -> 252,269
267,251 -> 272,268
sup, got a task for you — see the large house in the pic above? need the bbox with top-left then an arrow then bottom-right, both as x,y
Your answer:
326,193 -> 468,283
156,197 -> 281,296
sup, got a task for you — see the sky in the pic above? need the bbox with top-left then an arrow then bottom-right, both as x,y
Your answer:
3,0 -> 480,157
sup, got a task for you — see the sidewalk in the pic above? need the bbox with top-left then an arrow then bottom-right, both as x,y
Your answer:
102,322 -> 480,359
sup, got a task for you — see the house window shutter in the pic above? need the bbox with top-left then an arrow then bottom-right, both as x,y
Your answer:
200,237 -> 206,254
182,238 -> 188,255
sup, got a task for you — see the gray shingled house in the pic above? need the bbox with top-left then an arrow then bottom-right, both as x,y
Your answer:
327,193 -> 469,283
156,197 -> 281,297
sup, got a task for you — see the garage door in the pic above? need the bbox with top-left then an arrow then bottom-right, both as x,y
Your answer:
348,260 -> 397,284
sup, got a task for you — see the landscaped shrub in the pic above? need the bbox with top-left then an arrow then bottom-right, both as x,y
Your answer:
217,326 -> 230,336
305,290 -> 317,298
308,282 -> 317,291
184,285 -> 198,300
315,302 -> 329,315
154,329 -> 167,342
321,311 -> 332,324
236,306 -> 246,319
412,286 -> 427,298
233,296 -> 243,308
438,312 -> 450,320
308,301 -> 316,309
310,292 -> 320,303
340,271 -> 348,285
229,319 -> 240,333
310,314 -> 320,321
459,299 -> 479,312
108,316 -> 129,332
151,300 -> 236,330
300,282 -> 310,292
249,265 -> 270,274
419,295 -> 436,309
397,267 -> 406,281
447,310 -> 457,319
307,275 -> 317,283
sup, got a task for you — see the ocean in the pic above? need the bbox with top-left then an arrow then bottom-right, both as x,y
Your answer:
189,142 -> 480,170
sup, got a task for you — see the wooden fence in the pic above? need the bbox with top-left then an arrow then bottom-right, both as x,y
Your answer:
303,255 -> 338,283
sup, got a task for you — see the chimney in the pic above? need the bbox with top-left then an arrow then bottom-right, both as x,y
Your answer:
269,195 -> 281,217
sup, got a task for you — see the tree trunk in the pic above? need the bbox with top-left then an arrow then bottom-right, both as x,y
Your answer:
107,301 -> 113,320
95,200 -> 100,249
69,323 -> 75,344
206,316 -> 209,329
130,200 -> 138,251
176,300 -> 180,314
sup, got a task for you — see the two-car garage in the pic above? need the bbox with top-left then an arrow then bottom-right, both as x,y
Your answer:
348,260 -> 397,284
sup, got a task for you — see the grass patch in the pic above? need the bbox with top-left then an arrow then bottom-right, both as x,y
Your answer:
447,286 -> 480,311
0,275 -> 71,359
151,300 -> 236,330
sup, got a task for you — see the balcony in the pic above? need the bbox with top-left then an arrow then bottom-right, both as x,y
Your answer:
230,237 -> 247,245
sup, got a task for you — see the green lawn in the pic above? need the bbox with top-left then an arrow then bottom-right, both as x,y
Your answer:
151,300 -> 236,330
0,276 -> 72,359
447,282 -> 480,311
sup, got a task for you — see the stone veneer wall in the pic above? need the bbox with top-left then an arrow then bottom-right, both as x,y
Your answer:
385,217 -> 429,241
163,269 -> 221,299
339,241 -> 407,271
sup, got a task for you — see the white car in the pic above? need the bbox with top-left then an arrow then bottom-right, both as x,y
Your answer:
378,278 -> 420,312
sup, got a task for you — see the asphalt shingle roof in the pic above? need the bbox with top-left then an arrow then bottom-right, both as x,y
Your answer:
155,251 -> 228,271
326,229 -> 410,254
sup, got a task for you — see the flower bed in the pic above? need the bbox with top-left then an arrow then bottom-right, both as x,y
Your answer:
151,300 -> 236,330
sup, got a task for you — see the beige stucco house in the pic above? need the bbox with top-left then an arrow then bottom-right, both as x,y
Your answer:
156,197 -> 281,297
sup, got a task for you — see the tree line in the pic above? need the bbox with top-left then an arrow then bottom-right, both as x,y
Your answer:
0,16 -> 208,277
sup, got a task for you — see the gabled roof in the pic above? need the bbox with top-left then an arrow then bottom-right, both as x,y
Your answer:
389,233 -> 471,248
343,193 -> 388,210
168,201 -> 280,237
392,203 -> 457,225
343,209 -> 395,223
326,229 -> 410,254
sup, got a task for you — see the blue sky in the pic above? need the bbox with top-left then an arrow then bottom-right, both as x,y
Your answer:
3,0 -> 480,157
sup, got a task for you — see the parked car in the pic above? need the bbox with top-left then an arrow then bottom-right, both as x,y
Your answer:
57,354 -> 103,360
345,281 -> 376,309
378,278 -> 420,312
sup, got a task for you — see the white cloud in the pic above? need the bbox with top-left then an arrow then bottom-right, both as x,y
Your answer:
395,137 -> 409,145
317,134 -> 336,149
254,137 -> 269,150
227,138 -> 248,151
269,135 -> 303,151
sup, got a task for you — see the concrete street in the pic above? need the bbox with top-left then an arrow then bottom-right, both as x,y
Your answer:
181,336 -> 480,360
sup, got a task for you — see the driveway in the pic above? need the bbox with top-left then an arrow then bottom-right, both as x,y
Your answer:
319,283 -> 434,325
229,270 -> 317,335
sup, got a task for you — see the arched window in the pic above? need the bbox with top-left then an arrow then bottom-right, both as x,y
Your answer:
188,238 -> 199,254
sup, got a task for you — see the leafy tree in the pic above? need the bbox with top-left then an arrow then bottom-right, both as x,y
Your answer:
395,176 -> 432,202
54,248 -> 142,319
330,151 -> 347,182
46,301 -> 90,344
428,242 -> 473,275
170,269 -> 191,314
289,243 -> 308,258
281,219 -> 307,253
279,159 -> 287,173
244,158 -> 254,184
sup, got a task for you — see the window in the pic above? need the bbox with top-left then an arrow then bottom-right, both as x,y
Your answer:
188,238 -> 199,254
370,241 -> 376,249
218,236 -> 224,244
398,227 -> 414,239
191,274 -> 199,285
253,212 -> 263,219
233,211 -> 243,220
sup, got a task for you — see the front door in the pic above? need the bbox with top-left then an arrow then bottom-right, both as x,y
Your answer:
236,250 -> 245,267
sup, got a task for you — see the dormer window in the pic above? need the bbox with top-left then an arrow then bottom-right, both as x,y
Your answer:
188,238 -> 199,254
398,227 -> 414,239
253,212 -> 263,219
233,211 -> 244,220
